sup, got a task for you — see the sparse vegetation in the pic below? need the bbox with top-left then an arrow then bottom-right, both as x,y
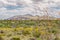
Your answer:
0,20 -> 60,40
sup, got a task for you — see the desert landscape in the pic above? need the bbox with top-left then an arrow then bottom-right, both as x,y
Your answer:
0,0 -> 60,40
0,20 -> 60,40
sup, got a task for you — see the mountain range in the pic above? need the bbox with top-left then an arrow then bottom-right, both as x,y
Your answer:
7,14 -> 60,20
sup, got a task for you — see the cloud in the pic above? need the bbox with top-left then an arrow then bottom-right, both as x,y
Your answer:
0,0 -> 60,19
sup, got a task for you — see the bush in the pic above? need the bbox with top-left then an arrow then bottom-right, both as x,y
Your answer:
22,30 -> 30,35
33,32 -> 40,38
0,36 -> 4,40
29,38 -> 36,40
11,37 -> 20,40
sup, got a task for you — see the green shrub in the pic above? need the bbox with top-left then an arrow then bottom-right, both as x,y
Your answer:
33,32 -> 40,38
11,37 -> 20,40
54,38 -> 60,40
22,30 -> 30,35
37,38 -> 42,40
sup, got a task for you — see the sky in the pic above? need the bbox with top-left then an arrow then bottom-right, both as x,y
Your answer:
0,0 -> 60,19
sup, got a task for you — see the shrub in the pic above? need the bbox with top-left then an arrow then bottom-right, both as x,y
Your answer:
33,31 -> 40,38
54,38 -> 60,40
22,30 -> 30,35
29,38 -> 36,40
0,36 -> 4,40
11,37 -> 20,40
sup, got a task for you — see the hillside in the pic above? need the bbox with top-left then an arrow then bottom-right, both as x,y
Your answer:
7,14 -> 60,20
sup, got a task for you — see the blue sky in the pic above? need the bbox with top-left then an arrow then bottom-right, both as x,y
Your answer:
0,0 -> 60,19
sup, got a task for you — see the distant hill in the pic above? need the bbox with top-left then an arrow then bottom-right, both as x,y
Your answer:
7,14 -> 34,20
39,15 -> 57,20
7,14 -> 60,20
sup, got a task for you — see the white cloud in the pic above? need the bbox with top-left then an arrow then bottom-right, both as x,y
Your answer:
0,0 -> 60,19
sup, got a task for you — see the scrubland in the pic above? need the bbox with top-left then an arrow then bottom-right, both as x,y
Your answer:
0,20 -> 60,40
